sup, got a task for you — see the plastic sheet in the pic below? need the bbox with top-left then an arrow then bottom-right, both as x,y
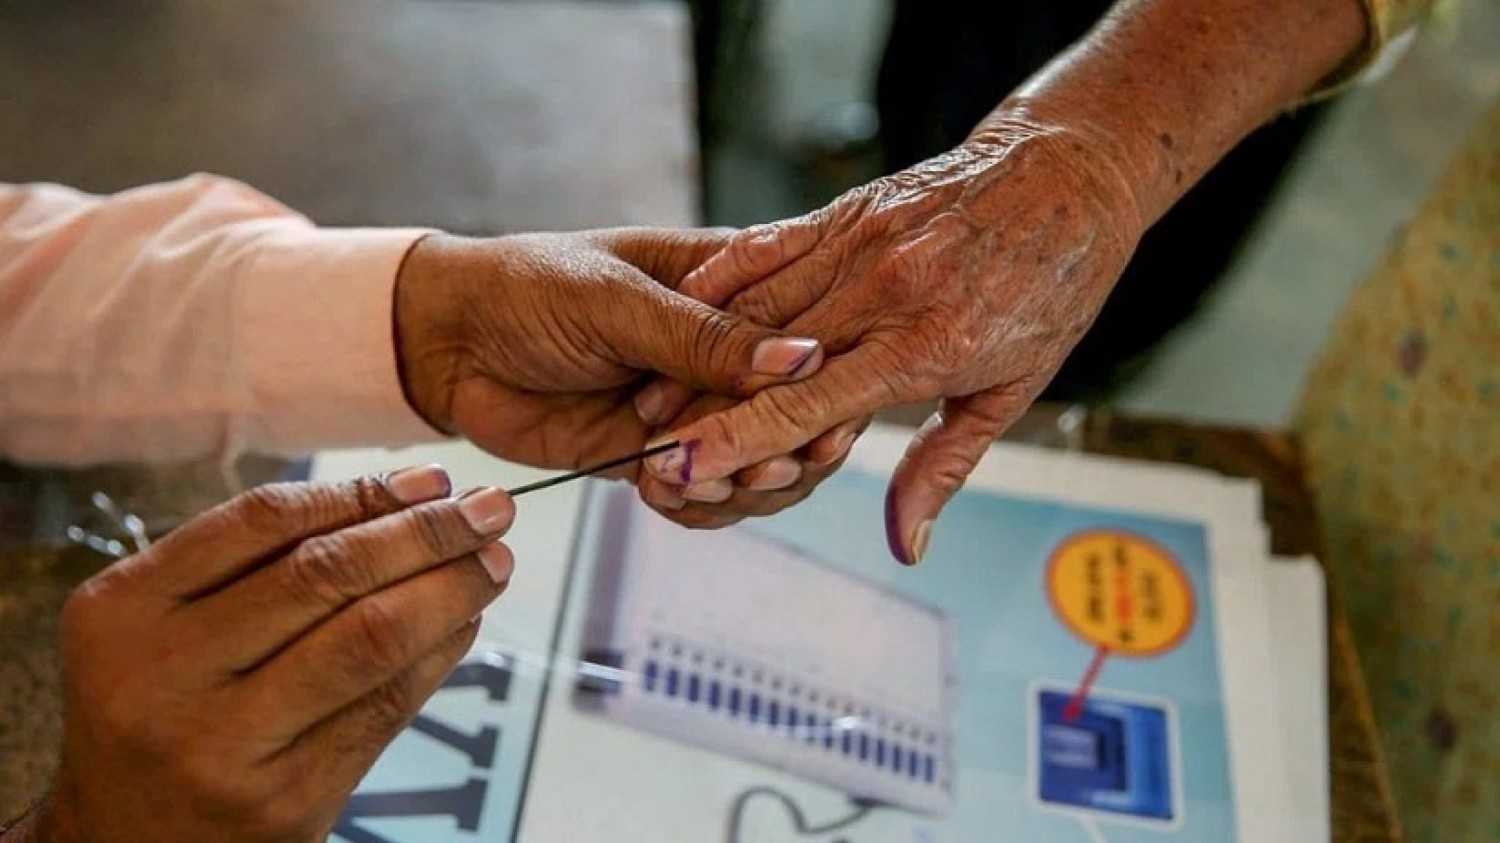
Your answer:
302,416 -> 1319,842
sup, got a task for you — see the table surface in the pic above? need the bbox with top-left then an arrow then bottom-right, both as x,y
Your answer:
0,408 -> 1401,841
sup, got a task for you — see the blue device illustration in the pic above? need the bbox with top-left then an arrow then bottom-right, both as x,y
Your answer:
1031,684 -> 1181,826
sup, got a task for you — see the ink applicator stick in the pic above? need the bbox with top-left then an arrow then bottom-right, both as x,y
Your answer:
506,440 -> 681,498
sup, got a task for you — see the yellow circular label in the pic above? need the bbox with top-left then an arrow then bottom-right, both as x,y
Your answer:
1045,530 -> 1194,656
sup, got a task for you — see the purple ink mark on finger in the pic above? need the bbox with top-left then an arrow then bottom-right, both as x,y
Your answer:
884,487 -> 912,566
787,343 -> 820,378
678,440 -> 699,484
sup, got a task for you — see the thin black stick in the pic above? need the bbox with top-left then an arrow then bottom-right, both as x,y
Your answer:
506,440 -> 680,498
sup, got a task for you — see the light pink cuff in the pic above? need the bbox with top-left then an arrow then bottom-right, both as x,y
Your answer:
233,226 -> 446,455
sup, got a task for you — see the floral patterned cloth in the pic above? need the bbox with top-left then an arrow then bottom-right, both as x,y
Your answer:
1298,88 -> 1500,842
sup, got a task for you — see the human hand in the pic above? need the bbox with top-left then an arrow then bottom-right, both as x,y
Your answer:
637,117 -> 1145,561
635,388 -> 869,529
393,229 -> 823,479
22,467 -> 514,843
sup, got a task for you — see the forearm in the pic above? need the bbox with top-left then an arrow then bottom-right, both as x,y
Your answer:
975,0 -> 1368,229
0,176 -> 438,465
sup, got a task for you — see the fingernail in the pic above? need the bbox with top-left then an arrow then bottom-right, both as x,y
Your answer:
646,483 -> 686,511
634,382 -> 665,425
477,542 -> 514,584
385,464 -> 450,504
683,478 -> 733,503
646,438 -> 697,484
910,520 -> 934,565
459,487 -> 515,534
752,337 -> 821,378
745,456 -> 802,491
814,427 -> 858,466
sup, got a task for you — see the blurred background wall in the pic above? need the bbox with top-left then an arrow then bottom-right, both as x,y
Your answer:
0,1 -> 699,232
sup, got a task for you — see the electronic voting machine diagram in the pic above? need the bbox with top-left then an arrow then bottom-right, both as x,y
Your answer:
574,484 -> 959,816
333,426 -> 1302,841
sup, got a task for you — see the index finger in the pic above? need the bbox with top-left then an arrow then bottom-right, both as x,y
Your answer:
187,488 -> 514,673
677,215 -> 824,306
136,467 -> 451,600
642,342 -> 920,484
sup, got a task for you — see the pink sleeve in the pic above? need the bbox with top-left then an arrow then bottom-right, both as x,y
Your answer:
0,174 -> 444,466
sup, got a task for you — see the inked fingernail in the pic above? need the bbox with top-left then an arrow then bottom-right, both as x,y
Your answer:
752,337 -> 821,377
646,439 -> 697,484
477,542 -> 514,584
385,464 -> 450,504
684,478 -> 734,503
910,520 -> 934,565
634,382 -> 666,425
459,487 -> 515,534
745,457 -> 802,491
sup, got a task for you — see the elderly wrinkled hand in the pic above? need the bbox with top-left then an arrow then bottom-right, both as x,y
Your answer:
18,468 -> 513,843
634,117 -> 1144,560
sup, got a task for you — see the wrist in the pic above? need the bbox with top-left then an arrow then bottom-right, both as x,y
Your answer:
976,0 -> 1367,228
966,108 -> 1151,241
394,233 -> 474,434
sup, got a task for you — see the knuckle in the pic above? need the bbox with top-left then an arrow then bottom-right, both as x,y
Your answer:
965,395 -> 1023,432
862,332 -> 936,398
363,675 -> 421,734
729,224 -> 783,275
58,572 -> 131,667
231,482 -> 312,535
882,241 -> 932,286
348,474 -> 395,519
754,385 -> 834,441
231,478 -> 389,539
699,409 -> 747,461
728,284 -> 782,326
726,228 -> 764,272
402,504 -> 469,558
59,579 -> 103,639
929,450 -> 980,495
282,534 -> 369,610
350,597 -> 415,673
728,252 -> 835,329
687,312 -> 742,368
927,325 -> 980,374
733,279 -> 798,328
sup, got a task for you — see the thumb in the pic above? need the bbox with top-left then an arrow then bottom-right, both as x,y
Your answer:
615,285 -> 825,398
590,226 -> 738,289
884,386 -> 1029,565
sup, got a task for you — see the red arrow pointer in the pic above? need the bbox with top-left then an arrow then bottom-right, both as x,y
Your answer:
1062,645 -> 1110,722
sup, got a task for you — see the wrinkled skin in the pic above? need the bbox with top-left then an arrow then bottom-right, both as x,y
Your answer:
15,469 -> 514,843
635,390 -> 869,529
630,0 -> 1368,556
636,118 -> 1144,560
394,228 -> 824,481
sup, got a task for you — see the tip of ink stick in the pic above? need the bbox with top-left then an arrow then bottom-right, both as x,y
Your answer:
505,440 -> 685,498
